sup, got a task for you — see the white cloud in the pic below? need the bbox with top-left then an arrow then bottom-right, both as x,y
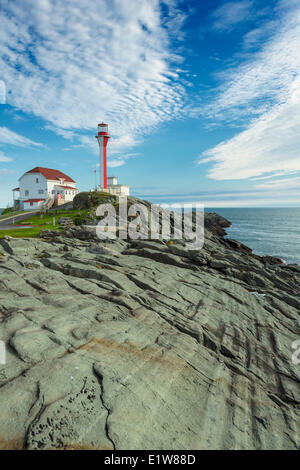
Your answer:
200,3 -> 300,181
211,1 -> 254,32
255,176 -> 300,190
251,170 -> 296,181
0,0 -> 185,154
0,80 -> 5,104
109,135 -> 140,154
0,126 -> 43,147
96,151 -> 139,168
107,160 -> 126,168
45,125 -> 76,140
0,151 -> 12,162
242,19 -> 277,50
107,151 -> 140,168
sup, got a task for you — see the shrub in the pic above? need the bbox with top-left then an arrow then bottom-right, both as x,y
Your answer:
73,191 -> 116,209
74,216 -> 85,226
2,207 -> 14,215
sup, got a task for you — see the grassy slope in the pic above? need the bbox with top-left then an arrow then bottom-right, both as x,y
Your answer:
0,208 -> 89,239
0,210 -> 28,220
0,192 -> 115,239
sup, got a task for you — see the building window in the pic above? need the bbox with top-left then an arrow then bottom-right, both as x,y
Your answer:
38,189 -> 44,194
25,190 -> 29,196
30,202 -> 33,206
36,178 -> 39,183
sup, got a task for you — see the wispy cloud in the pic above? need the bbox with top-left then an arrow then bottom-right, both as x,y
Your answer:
0,127 -> 43,148
210,0 -> 254,32
0,0 -> 185,154
242,21 -> 276,49
0,80 -> 5,104
0,151 -> 12,162
107,160 -> 125,168
108,151 -> 140,168
250,170 -> 297,181
96,151 -> 140,168
131,163 -> 300,205
199,2 -> 300,181
44,125 -> 76,140
136,186 -> 300,207
255,176 -> 300,190
0,168 -> 16,177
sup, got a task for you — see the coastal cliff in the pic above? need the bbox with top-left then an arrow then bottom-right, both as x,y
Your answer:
0,202 -> 299,450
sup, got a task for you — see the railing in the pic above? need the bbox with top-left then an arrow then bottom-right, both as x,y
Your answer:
40,195 -> 55,213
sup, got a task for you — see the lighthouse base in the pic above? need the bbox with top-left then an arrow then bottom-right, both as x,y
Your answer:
97,184 -> 130,196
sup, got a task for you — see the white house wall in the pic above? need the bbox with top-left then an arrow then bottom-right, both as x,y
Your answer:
23,200 -> 44,211
63,190 -> 77,202
53,185 -> 77,202
48,181 -> 76,195
19,173 -> 47,201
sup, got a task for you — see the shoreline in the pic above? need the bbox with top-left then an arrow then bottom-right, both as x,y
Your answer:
215,207 -> 300,267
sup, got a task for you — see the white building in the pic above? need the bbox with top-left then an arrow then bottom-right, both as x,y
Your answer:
99,176 -> 130,196
13,167 -> 78,211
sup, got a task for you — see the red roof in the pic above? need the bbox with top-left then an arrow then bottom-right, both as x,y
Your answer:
56,185 -> 78,190
12,187 -> 20,191
26,167 -> 75,183
23,199 -> 45,203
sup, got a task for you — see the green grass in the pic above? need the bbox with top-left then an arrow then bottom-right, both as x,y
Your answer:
0,227 -> 58,238
0,208 -> 90,239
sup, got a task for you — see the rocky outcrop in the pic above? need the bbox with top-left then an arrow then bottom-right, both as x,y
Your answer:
0,210 -> 299,450
73,191 -> 118,209
58,217 -> 74,228
204,211 -> 232,237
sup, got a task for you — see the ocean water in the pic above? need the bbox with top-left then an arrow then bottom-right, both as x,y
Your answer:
207,208 -> 300,266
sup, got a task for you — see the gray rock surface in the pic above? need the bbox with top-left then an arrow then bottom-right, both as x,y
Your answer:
0,211 -> 299,450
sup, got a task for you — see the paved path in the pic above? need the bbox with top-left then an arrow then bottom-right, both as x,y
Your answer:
0,210 -> 39,228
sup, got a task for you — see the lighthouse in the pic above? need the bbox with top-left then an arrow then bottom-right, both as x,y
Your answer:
94,122 -> 130,196
95,122 -> 110,190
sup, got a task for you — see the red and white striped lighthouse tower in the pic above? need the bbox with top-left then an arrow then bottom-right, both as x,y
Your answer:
95,122 -> 110,190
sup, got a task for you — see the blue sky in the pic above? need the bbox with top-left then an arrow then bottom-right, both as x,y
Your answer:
1,0 -> 300,207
